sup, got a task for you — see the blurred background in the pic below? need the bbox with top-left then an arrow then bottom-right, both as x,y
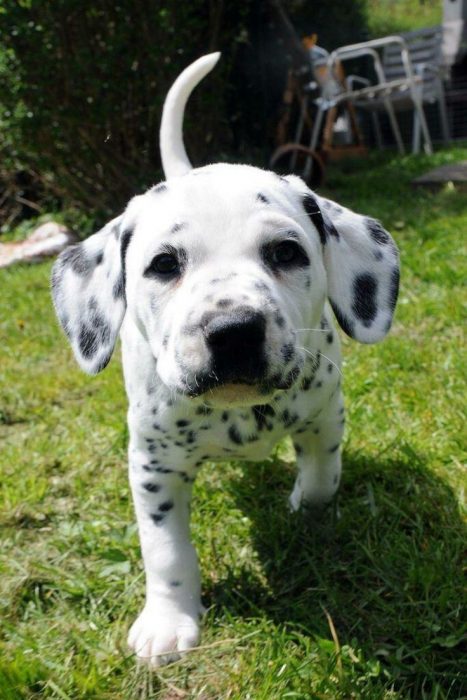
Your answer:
1,0 -> 464,236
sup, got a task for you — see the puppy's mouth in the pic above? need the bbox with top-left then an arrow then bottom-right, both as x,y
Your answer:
178,365 -> 301,406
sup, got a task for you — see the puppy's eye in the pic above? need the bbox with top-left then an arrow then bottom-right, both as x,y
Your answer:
263,239 -> 309,270
144,250 -> 183,280
152,254 -> 179,274
271,241 -> 300,265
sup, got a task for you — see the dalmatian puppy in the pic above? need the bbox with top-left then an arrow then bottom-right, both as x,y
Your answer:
51,53 -> 399,666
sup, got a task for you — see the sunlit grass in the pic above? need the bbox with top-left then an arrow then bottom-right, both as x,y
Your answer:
1,145 -> 466,699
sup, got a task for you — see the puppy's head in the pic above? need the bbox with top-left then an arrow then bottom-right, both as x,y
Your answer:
52,164 -> 399,407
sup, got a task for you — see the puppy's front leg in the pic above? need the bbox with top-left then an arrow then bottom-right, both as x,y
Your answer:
290,391 -> 345,511
127,439 -> 201,666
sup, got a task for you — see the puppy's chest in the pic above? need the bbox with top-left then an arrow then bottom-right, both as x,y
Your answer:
135,361 -> 340,463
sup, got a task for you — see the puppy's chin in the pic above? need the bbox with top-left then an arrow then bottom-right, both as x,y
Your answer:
198,383 -> 274,408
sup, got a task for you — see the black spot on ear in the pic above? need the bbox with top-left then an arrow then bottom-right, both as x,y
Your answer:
61,245 -> 93,276
95,251 -> 104,265
389,267 -> 400,310
257,193 -> 270,204
120,228 -> 133,296
352,273 -> 378,326
171,222 -> 185,234
78,326 -> 98,359
330,301 -> 355,338
112,276 -> 124,300
303,194 -> 340,245
366,218 -> 390,245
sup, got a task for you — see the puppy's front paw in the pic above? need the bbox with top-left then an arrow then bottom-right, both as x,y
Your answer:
128,602 -> 201,667
289,473 -> 340,512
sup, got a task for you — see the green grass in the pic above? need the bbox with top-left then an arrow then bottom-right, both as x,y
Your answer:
1,146 -> 466,699
367,0 -> 441,37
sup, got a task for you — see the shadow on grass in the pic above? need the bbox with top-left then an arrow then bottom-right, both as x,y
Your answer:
205,449 -> 465,698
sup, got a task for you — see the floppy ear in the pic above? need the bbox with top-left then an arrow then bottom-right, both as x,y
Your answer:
51,216 -> 132,374
297,184 -> 399,343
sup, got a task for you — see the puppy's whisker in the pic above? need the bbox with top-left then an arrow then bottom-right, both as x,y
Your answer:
294,328 -> 328,333
297,345 -> 342,378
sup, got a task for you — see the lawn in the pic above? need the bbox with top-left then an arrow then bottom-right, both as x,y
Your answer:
1,147 -> 466,699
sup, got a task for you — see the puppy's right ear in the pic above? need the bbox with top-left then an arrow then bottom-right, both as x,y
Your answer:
51,216 -> 132,374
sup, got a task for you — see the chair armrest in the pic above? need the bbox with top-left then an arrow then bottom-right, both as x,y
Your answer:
329,36 -> 418,87
346,75 -> 371,90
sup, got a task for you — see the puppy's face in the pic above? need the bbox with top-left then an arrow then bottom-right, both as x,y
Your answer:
123,164 -> 325,406
52,164 -> 400,404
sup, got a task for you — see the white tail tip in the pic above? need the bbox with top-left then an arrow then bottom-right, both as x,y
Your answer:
160,52 -> 221,179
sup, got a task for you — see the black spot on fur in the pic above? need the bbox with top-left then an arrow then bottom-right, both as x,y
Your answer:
252,404 -> 275,432
196,405 -> 213,416
274,311 -> 285,328
217,298 -> 233,308
61,245 -> 93,276
143,482 -> 161,493
303,194 -> 340,245
150,513 -> 165,525
221,411 -> 229,422
120,228 -> 133,297
112,276 -> 124,300
228,425 -> 243,445
389,267 -> 400,311
367,218 -> 390,245
159,500 -> 174,512
176,419 -> 190,428
170,580 -> 182,587
326,331 -> 334,344
257,193 -> 270,204
301,376 -> 312,391
327,363 -> 333,373
78,326 -> 98,359
152,183 -> 167,193
330,301 -> 355,339
171,222 -> 185,234
352,273 -> 378,326
329,444 -> 340,453
281,343 -> 295,363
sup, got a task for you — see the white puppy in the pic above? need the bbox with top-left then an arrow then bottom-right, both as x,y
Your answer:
51,53 -> 399,666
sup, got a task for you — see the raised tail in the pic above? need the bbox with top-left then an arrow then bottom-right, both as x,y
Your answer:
159,52 -> 221,179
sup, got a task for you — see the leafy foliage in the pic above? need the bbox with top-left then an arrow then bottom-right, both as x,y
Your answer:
0,0 -> 368,223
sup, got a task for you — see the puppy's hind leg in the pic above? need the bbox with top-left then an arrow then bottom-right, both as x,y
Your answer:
290,393 -> 345,511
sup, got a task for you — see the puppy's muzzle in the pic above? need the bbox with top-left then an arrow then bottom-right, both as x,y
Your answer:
203,307 -> 267,386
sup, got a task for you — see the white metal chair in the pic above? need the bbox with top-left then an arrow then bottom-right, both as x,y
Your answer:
309,27 -> 450,157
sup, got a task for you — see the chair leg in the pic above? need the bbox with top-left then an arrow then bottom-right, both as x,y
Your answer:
291,95 -> 308,171
371,111 -> 383,149
304,106 -> 325,182
384,99 -> 405,154
413,99 -> 433,155
437,86 -> 450,144
412,110 -> 421,154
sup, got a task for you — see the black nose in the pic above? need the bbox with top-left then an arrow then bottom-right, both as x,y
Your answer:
204,309 -> 266,351
203,308 -> 267,383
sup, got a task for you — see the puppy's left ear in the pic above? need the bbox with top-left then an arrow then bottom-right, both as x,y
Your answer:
299,185 -> 400,343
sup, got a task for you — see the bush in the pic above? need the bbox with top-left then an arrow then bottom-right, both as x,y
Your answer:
0,0 -> 368,225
